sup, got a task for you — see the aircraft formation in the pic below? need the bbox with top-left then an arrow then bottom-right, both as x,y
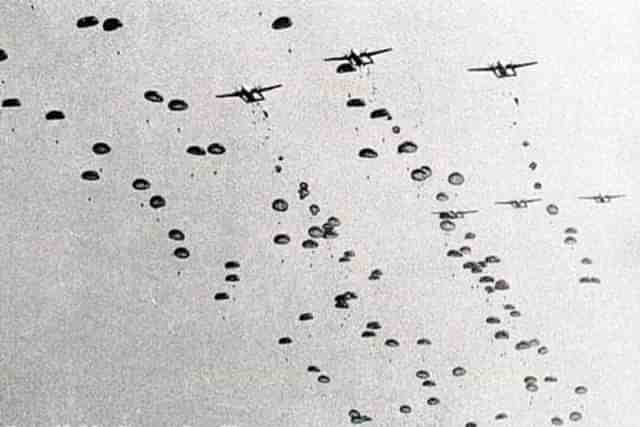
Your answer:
0,5 -> 632,427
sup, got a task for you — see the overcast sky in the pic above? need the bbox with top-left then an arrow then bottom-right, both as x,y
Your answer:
1,1 -> 639,426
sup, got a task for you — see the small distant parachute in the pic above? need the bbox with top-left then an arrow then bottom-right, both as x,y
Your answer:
370,108 -> 391,119
272,16 -> 292,30
337,63 -> 356,74
346,98 -> 366,107
2,98 -> 21,108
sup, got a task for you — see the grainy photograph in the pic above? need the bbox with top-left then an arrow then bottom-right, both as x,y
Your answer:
1,1 -> 639,426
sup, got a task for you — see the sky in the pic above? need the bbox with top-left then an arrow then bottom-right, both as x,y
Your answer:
1,1 -> 639,426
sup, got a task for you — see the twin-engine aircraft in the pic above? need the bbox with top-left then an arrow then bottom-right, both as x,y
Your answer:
216,84 -> 283,103
324,48 -> 392,70
432,210 -> 479,220
468,60 -> 538,78
578,194 -> 626,203
495,198 -> 542,208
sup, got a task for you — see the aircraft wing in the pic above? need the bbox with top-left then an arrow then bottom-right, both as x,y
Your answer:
256,84 -> 282,93
324,55 -> 349,62
494,201 -> 513,205
467,66 -> 495,72
607,194 -> 626,199
215,90 -> 242,98
365,48 -> 392,57
458,210 -> 479,214
523,198 -> 542,203
509,61 -> 538,69
578,196 -> 597,200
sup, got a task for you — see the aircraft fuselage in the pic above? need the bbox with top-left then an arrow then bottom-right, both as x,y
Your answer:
494,62 -> 516,78
237,86 -> 264,103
